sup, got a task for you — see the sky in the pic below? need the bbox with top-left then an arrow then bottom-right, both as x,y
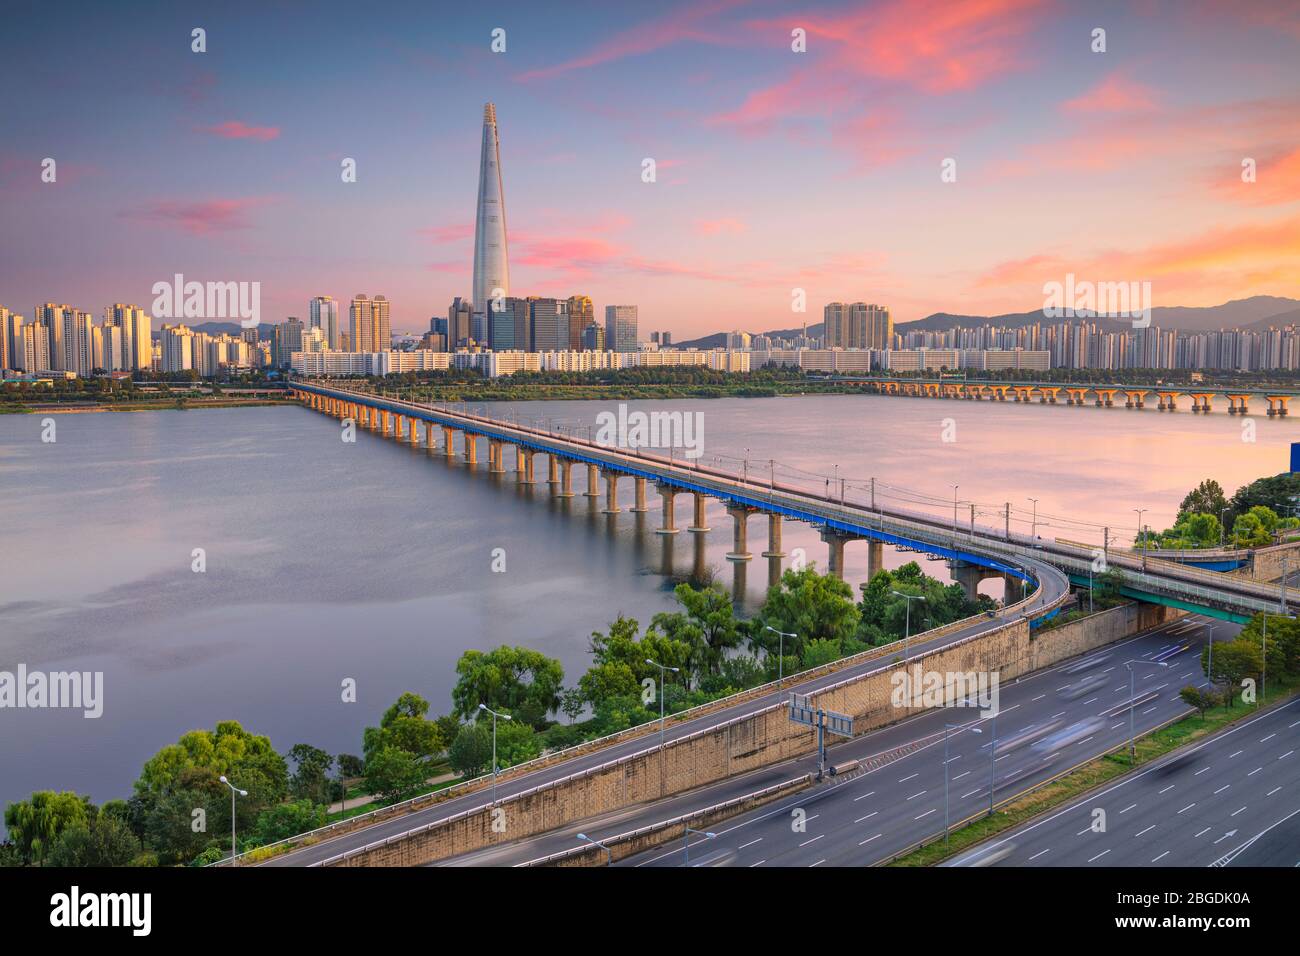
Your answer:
1,0 -> 1297,338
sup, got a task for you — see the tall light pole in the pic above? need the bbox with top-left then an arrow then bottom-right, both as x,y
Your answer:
764,626 -> 795,683
645,658 -> 680,751
952,484 -> 960,543
478,703 -> 511,804
981,712 -> 996,817
576,832 -> 611,865
1028,497 -> 1039,540
1133,508 -> 1148,572
891,591 -> 926,662
1204,623 -> 1216,688
218,775 -> 248,862
684,827 -> 716,866
1124,660 -> 1167,763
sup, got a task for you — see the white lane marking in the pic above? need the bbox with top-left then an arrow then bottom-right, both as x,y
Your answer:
739,838 -> 762,850
1135,824 -> 1156,836
1214,785 -> 1230,795
1087,849 -> 1111,863
1028,848 -> 1050,861
1151,850 -> 1170,863
1177,803 -> 1195,814
906,790 -> 927,800
1119,803 -> 1137,814
898,773 -> 919,783
916,808 -> 937,820
855,811 -> 878,823
799,834 -> 823,847
859,833 -> 881,846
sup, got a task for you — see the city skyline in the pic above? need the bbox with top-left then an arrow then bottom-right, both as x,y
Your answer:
1,1 -> 1297,338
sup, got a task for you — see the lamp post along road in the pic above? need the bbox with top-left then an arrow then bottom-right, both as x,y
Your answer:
892,591 -> 926,663
764,625 -> 795,683
478,703 -> 511,804
1125,660 -> 1168,762
219,775 -> 247,862
645,658 -> 680,751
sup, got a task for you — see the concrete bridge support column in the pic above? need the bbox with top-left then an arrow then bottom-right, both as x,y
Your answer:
950,561 -> 988,602
631,476 -> 649,513
762,513 -> 785,558
381,410 -> 391,435
820,528 -> 856,579
395,416 -> 405,441
547,454 -> 560,485
602,470 -> 621,514
866,540 -> 884,580
557,459 -> 574,497
442,426 -> 455,458
409,417 -> 420,444
726,506 -> 755,561
656,485 -> 678,534
463,434 -> 477,465
689,492 -> 710,533
488,439 -> 505,473
585,464 -> 600,498
425,422 -> 435,448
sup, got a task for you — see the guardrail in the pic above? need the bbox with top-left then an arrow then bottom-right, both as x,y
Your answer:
517,775 -> 814,867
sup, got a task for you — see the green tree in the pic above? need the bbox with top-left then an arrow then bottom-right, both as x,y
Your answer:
1202,639 -> 1264,706
651,583 -> 743,677
452,646 -> 565,728
753,566 -> 860,663
1179,684 -> 1220,717
45,813 -> 142,867
287,744 -> 334,804
1179,479 -> 1227,519
253,800 -> 327,843
3,791 -> 94,865
363,692 -> 445,763
801,638 -> 843,670
362,747 -> 427,804
578,615 -> 692,708
447,723 -> 493,778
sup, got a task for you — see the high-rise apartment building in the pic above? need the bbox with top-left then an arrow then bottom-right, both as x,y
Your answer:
567,295 -> 593,350
105,303 -> 151,372
448,296 -> 473,348
490,297 -> 529,351
582,322 -> 605,351
528,297 -> 570,352
349,294 -> 390,352
274,317 -> 305,368
824,302 -> 891,349
605,305 -> 638,352
309,296 -> 340,349
472,103 -> 509,324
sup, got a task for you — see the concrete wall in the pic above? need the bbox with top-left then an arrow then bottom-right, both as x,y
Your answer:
325,600 -> 1181,867
1240,540 -> 1300,582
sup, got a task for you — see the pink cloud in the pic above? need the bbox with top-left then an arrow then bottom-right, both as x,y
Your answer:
121,197 -> 276,236
694,217 -> 746,236
1062,74 -> 1159,113
419,222 -> 474,243
203,120 -> 281,141
515,0 -> 748,82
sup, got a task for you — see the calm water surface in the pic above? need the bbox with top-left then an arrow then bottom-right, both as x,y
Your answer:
0,394 -> 1288,816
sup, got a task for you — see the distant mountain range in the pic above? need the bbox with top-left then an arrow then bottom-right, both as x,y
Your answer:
675,296 -> 1300,350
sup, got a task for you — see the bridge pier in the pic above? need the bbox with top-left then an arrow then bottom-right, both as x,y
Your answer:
408,417 -> 420,444
380,410 -> 390,435
762,513 -> 785,558
547,453 -> 560,485
820,528 -> 858,579
463,433 -> 477,465
557,459 -> 574,497
602,469 -> 621,514
656,484 -> 678,534
585,463 -> 600,498
949,560 -> 995,602
442,426 -> 455,458
726,505 -> 755,561
689,492 -> 710,533
395,415 -> 405,441
631,476 -> 649,513
488,439 -> 505,473
867,539 -> 883,580
516,448 -> 535,483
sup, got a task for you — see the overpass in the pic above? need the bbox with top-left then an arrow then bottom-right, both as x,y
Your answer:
290,382 -> 1290,624
822,376 -> 1300,417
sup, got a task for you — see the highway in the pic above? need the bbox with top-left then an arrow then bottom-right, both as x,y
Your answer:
434,615 -> 1221,867
947,693 -> 1300,867
265,551 -> 1067,866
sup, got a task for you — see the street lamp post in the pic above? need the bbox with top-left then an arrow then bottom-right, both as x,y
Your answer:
1124,660 -> 1168,762
645,658 -> 680,751
1134,508 -> 1148,572
684,826 -> 716,866
478,703 -> 512,804
1028,497 -> 1039,541
952,484 -> 960,543
576,832 -> 611,865
218,775 -> 248,863
891,591 -> 926,663
764,626 -> 795,683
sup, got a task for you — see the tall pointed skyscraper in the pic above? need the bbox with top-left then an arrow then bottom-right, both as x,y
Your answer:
472,103 -> 509,321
